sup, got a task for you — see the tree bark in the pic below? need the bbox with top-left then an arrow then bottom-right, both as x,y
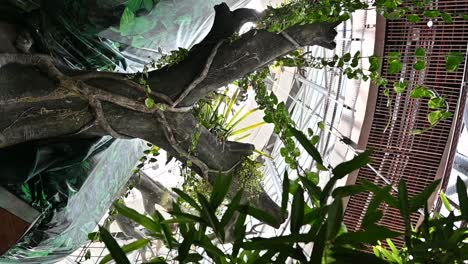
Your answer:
0,3 -> 338,227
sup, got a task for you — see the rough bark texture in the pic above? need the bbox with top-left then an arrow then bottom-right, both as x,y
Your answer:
0,3 -> 338,227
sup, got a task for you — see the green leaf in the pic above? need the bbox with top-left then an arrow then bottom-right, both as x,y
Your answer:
88,232 -> 100,242
342,53 -> 351,62
335,225 -> 401,246
332,184 -> 367,198
428,97 -> 446,109
398,180 -> 412,246
456,177 -> 468,221
98,226 -> 131,264
407,14 -> 421,23
242,234 -> 313,249
145,97 -> 155,109
100,239 -> 149,264
428,110 -> 452,126
172,188 -> 201,211
299,176 -> 322,203
331,246 -> 388,263
288,125 -> 324,165
318,121 -> 325,130
409,179 -> 441,212
197,193 -> 221,237
127,0 -> 143,12
113,202 -> 161,234
415,47 -> 426,58
393,80 -> 407,94
143,0 -> 153,11
210,174 -> 233,209
321,150 -> 372,204
441,12 -> 453,23
440,191 -> 453,211
410,85 -> 432,98
326,199 -> 343,241
311,135 -> 320,145
388,52 -> 402,74
290,186 -> 305,233
120,7 -> 135,35
413,60 -> 426,70
238,205 -> 278,227
220,189 -> 243,228
368,56 -> 381,72
446,52 -> 464,72
351,51 -> 361,68
310,225 -> 326,263
424,10 -> 441,18
154,211 -> 174,249
281,171 -> 290,217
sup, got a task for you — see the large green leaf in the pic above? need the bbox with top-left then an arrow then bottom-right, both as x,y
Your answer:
120,7 -> 135,35
393,80 -> 407,94
409,179 -> 441,212
288,125 -> 324,165
176,228 -> 194,262
113,202 -> 161,234
410,85 -> 433,98
290,186 -> 305,233
100,239 -> 149,264
98,225 -> 130,264
210,174 -> 233,209
456,177 -> 468,221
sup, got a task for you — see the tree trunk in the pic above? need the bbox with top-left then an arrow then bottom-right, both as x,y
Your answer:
0,3 -> 338,227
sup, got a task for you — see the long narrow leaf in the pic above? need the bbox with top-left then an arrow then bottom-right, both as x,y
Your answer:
220,189 -> 243,228
100,239 -> 149,264
98,225 -> 130,264
457,177 -> 468,221
237,205 -> 278,227
224,88 -> 239,120
113,202 -> 161,234
230,121 -> 266,136
398,180 -> 411,247
172,188 -> 201,211
326,198 -> 343,240
210,174 -> 233,209
288,125 -> 323,165
409,179 -> 441,212
154,211 -> 174,249
226,107 -> 258,131
281,171 -> 290,217
290,186 -> 305,233
197,193 -> 222,238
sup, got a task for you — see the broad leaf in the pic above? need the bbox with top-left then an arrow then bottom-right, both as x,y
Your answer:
369,56 -> 381,72
411,85 -> 432,98
407,14 -> 421,23
446,52 -> 464,72
393,80 -> 407,94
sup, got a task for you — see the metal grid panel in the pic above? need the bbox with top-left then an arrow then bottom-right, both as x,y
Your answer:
343,0 -> 468,249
